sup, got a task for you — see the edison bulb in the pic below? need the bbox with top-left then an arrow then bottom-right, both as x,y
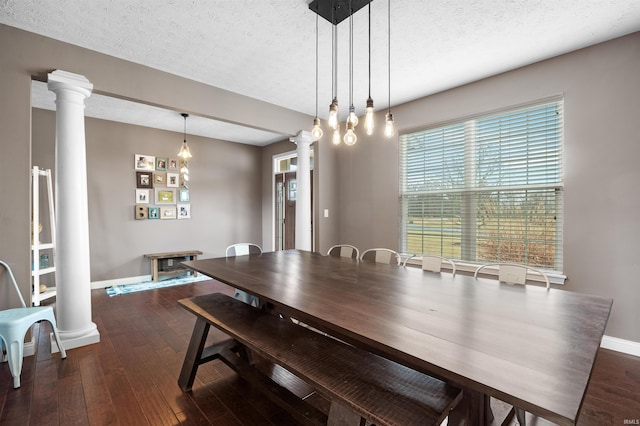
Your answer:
344,122 -> 357,146
384,112 -> 395,138
347,106 -> 358,127
328,98 -> 339,129
364,97 -> 375,135
332,127 -> 341,145
311,118 -> 323,140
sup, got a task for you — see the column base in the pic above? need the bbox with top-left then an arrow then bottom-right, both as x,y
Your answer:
50,327 -> 100,353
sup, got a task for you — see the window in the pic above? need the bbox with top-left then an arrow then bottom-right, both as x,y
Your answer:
400,99 -> 563,272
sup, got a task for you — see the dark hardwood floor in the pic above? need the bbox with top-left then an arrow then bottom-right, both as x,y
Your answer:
0,279 -> 638,425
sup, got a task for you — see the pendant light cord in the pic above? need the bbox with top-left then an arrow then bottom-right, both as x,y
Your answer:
349,0 -> 353,107
331,1 -> 337,101
388,0 -> 391,113
368,1 -> 371,99
315,10 -> 319,118
183,113 -> 187,142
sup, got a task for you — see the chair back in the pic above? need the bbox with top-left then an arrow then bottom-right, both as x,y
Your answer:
425,255 -> 457,275
474,262 -> 550,288
0,260 -> 27,308
360,248 -> 401,265
327,244 -> 359,259
226,243 -> 262,257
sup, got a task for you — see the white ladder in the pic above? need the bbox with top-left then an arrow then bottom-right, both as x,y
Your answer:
32,166 -> 57,306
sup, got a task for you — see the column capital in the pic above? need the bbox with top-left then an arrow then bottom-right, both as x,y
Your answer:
289,130 -> 314,147
47,70 -> 93,98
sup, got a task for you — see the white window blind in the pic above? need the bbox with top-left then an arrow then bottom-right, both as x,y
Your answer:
400,99 -> 563,272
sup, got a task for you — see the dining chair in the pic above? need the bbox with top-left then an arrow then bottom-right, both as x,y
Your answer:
474,262 -> 550,425
225,243 -> 262,307
360,248 -> 401,265
0,259 -> 67,388
327,244 -> 360,260
403,254 -> 456,275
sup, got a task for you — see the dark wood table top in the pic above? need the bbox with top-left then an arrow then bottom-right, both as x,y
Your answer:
183,249 -> 612,426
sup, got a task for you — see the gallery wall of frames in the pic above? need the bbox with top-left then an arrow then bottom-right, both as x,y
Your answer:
133,154 -> 191,220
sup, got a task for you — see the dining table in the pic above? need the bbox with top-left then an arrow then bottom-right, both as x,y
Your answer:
182,249 -> 612,426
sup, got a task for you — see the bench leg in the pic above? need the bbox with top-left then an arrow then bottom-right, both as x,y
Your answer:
327,401 -> 365,426
191,255 -> 198,278
152,259 -> 159,282
235,344 -> 255,366
178,318 -> 210,391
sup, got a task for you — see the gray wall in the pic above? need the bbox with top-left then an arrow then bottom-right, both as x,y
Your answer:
32,109 -> 263,281
336,32 -> 640,342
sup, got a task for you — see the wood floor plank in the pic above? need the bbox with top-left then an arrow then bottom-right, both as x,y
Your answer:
29,358 -> 60,426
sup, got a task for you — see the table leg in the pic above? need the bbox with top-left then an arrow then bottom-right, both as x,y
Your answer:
448,388 -> 493,426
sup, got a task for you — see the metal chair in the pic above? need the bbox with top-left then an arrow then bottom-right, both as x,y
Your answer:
0,259 -> 66,388
225,243 -> 262,307
403,254 -> 456,275
474,262 -> 550,425
360,248 -> 401,265
327,244 -> 360,260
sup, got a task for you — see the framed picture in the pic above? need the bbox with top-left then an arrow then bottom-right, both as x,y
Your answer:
160,206 -> 176,220
156,157 -> 168,171
167,172 -> 179,188
135,154 -> 155,171
135,205 -> 148,220
179,188 -> 190,202
135,189 -> 149,204
136,171 -> 153,188
168,158 -> 178,171
177,203 -> 191,219
155,188 -> 175,204
148,206 -> 159,220
154,172 -> 166,186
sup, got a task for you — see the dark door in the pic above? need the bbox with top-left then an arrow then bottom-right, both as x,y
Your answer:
275,171 -> 312,251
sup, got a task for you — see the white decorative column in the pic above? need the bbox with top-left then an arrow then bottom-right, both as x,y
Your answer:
289,131 -> 314,251
47,70 -> 100,351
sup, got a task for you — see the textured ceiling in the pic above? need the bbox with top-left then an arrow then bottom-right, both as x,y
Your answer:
3,0 -> 640,145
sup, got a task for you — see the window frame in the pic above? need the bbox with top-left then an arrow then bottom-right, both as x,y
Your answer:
399,97 -> 565,283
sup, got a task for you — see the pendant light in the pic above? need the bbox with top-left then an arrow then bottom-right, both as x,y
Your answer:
384,0 -> 395,138
177,113 -> 192,159
343,0 -> 357,146
178,113 -> 191,189
311,9 -> 323,141
308,0 -> 394,144
364,1 -> 375,135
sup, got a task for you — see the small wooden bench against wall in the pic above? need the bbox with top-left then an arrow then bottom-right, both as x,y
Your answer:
178,293 -> 462,426
143,250 -> 202,282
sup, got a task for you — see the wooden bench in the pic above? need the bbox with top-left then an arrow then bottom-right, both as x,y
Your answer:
143,250 -> 202,282
178,293 -> 462,426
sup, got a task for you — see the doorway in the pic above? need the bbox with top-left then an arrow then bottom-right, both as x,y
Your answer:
274,151 -> 313,251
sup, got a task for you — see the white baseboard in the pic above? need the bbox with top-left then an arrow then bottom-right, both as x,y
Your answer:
90,274 -> 151,290
601,335 -> 640,357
